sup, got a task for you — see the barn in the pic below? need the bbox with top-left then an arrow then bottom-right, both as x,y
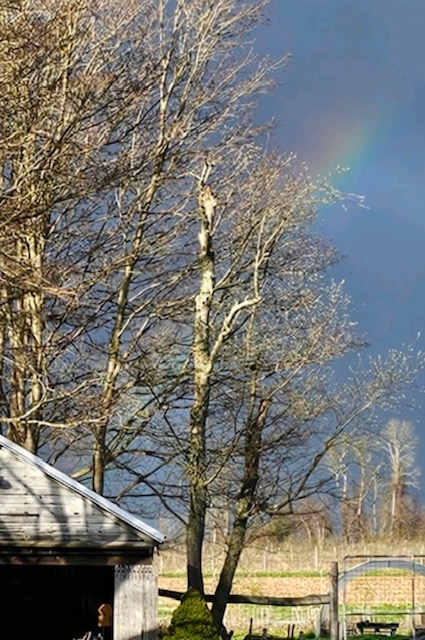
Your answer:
0,434 -> 164,640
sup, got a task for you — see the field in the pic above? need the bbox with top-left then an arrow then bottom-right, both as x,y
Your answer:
158,540 -> 425,637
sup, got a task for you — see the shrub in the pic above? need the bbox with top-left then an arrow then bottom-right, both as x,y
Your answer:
165,588 -> 221,640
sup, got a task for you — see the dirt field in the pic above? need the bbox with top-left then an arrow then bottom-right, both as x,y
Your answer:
159,573 -> 425,603
159,575 -> 328,599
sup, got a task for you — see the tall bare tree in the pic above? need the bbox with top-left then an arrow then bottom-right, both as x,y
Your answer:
0,0 -> 169,461
325,429 -> 386,542
0,0 -> 275,488
380,418 -> 420,537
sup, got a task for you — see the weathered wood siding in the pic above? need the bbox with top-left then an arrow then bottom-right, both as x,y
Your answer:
0,448 -> 151,548
114,564 -> 158,640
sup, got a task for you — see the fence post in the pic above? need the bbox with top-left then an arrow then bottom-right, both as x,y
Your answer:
330,562 -> 339,640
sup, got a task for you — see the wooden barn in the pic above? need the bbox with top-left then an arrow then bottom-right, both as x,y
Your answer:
0,434 -> 165,640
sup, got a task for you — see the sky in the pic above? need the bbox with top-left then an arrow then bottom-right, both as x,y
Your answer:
256,1 -> 425,478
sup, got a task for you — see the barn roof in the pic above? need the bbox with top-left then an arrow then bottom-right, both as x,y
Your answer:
0,434 -> 165,548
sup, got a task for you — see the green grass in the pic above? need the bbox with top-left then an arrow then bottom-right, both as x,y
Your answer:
160,569 -> 324,578
230,636 -> 411,640
357,636 -> 408,640
160,567 -> 417,578
343,602 -> 422,616
344,569 -> 414,577
236,570 -> 324,578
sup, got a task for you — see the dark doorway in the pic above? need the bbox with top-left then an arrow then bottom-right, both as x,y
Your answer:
1,564 -> 114,640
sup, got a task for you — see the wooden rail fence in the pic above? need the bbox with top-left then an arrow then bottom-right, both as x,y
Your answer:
159,562 -> 339,640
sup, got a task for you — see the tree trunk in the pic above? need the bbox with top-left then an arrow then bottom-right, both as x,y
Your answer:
212,399 -> 268,633
6,232 -> 44,454
91,174 -> 162,494
187,180 -> 216,594
212,511 -> 248,636
187,365 -> 210,595
187,472 -> 207,595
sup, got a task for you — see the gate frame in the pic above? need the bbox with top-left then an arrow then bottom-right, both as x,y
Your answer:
339,555 -> 425,640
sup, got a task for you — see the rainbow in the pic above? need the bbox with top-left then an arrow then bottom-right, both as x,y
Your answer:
306,102 -> 388,183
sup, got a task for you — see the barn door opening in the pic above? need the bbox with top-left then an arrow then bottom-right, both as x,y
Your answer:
1,564 -> 114,640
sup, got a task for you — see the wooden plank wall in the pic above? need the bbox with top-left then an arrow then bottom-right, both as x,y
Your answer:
114,564 -> 158,640
0,448 -> 145,547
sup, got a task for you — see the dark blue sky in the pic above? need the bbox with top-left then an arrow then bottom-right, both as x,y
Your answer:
256,1 -> 425,473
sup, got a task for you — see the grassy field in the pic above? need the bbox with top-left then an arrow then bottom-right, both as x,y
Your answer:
225,633 -> 411,640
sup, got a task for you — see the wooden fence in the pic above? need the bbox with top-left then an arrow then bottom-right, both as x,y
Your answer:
159,562 -> 339,640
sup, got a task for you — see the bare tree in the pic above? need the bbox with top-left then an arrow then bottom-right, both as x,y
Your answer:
0,0 -> 167,459
114,138 -> 425,634
0,0 -> 276,490
325,429 -> 386,542
380,418 -> 420,538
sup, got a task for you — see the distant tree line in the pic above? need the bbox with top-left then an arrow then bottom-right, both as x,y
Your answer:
243,418 -> 422,545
